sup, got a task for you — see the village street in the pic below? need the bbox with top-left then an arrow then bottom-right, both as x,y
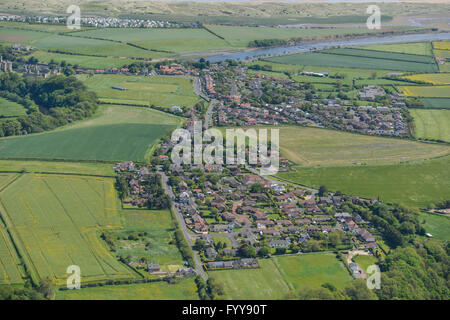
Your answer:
157,165 -> 207,281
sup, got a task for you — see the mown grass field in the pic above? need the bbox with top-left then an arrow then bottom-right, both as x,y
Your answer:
56,278 -> 198,300
0,26 -> 159,59
0,105 -> 180,161
0,160 -> 115,176
80,74 -> 200,108
399,85 -> 450,98
410,109 -> 450,142
0,225 -> 24,284
116,209 -> 184,268
222,126 -> 450,166
268,49 -> 438,73
0,97 -> 27,118
353,255 -> 378,273
204,25 -> 408,47
277,156 -> 450,208
76,28 -> 229,54
32,35 -> 159,59
419,212 -> 450,241
419,98 -> 450,109
0,174 -> 135,285
211,253 -> 351,299
402,73 -> 450,85
358,42 -> 433,56
30,51 -> 139,70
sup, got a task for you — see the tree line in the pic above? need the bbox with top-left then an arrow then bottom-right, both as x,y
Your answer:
0,73 -> 98,137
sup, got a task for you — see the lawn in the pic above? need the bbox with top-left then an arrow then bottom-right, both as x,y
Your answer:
115,209 -> 184,268
399,85 -> 450,98
410,109 -> 450,142
0,97 -> 27,118
419,212 -> 450,241
211,252 -> 352,299
0,105 -> 180,161
80,74 -> 200,108
358,42 -> 433,56
75,27 -> 229,54
56,278 -> 198,300
268,50 -> 438,73
277,155 -> 450,208
0,174 -> 135,285
212,236 -> 231,247
220,126 -> 450,166
352,255 -> 378,273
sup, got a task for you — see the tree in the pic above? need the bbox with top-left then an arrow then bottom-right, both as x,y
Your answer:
318,185 -> 328,197
344,279 -> 378,300
249,182 -> 264,193
238,244 -> 256,258
258,246 -> 270,258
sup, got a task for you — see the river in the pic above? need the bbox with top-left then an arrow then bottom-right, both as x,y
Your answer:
205,32 -> 450,62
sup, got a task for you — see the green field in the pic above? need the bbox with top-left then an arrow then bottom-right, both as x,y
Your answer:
80,74 -> 200,108
277,156 -> 450,208
75,28 -> 229,54
0,97 -> 27,118
352,255 -> 378,273
56,278 -> 198,300
116,210 -> 184,269
222,126 -> 450,166
0,160 -> 115,176
0,173 -> 16,190
401,73 -> 450,85
211,253 -> 352,299
358,42 -> 433,56
0,174 -> 135,285
205,25 -> 406,47
0,225 -> 24,284
419,98 -> 450,109
30,51 -> 139,70
268,49 -> 438,73
410,109 -> 450,142
0,105 -> 180,161
419,212 -> 450,241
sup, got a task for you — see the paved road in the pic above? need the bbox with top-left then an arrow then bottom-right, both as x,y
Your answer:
193,76 -> 210,101
157,166 -> 207,281
204,99 -> 217,129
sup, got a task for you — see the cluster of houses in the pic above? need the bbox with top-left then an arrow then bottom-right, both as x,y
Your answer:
0,56 -> 12,72
207,65 -> 410,136
15,62 -> 61,78
161,145 -> 381,265
0,14 -> 186,29
159,64 -> 198,76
